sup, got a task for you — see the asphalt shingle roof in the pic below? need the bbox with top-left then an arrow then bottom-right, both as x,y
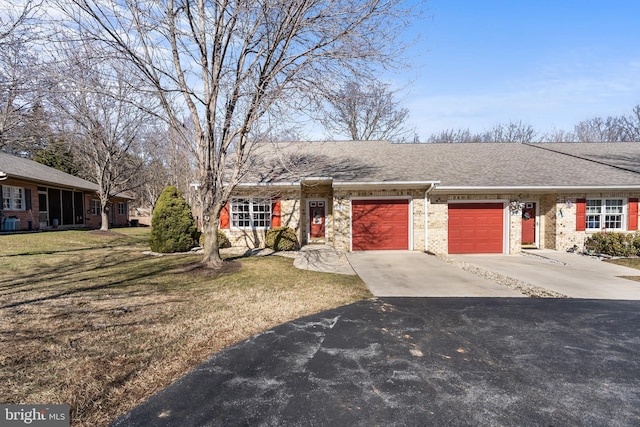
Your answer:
0,152 -> 99,191
249,141 -> 640,188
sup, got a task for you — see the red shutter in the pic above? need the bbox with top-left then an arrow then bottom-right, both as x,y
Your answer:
629,198 -> 638,231
576,198 -> 586,231
220,202 -> 230,229
271,198 -> 281,227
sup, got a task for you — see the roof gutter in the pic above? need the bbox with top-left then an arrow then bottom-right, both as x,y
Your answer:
0,171 -> 7,181
333,180 -> 440,189
434,185 -> 640,193
235,181 -> 301,189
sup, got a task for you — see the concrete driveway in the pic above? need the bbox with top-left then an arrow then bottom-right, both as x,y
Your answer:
451,250 -> 640,300
112,298 -> 640,426
346,251 -> 524,297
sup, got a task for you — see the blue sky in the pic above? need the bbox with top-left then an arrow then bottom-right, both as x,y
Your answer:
399,0 -> 640,139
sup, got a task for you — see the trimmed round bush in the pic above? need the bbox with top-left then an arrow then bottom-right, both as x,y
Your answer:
149,186 -> 199,253
199,230 -> 231,249
265,226 -> 299,251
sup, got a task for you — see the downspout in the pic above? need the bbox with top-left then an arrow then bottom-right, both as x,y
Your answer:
424,183 -> 438,253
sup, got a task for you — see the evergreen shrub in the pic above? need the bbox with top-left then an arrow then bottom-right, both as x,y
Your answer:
265,226 -> 299,251
149,186 -> 199,253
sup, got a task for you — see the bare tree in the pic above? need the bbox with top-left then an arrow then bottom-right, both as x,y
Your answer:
321,78 -> 411,141
574,116 -> 626,142
49,40 -> 155,230
427,128 -> 479,143
620,105 -> 640,142
480,121 -> 538,143
427,121 -> 537,143
539,128 -> 577,143
0,1 -> 40,41
60,0 -> 417,267
0,1 -> 45,153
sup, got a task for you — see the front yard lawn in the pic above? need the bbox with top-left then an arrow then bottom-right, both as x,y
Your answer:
0,228 -> 371,426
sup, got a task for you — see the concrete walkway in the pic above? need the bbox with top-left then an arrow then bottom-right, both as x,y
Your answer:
451,250 -> 640,300
347,251 -> 524,297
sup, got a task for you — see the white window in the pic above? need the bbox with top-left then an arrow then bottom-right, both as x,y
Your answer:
90,199 -> 101,215
231,198 -> 271,228
2,185 -> 24,210
117,202 -> 126,215
586,198 -> 625,230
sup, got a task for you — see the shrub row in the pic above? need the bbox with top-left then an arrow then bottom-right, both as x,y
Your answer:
584,232 -> 640,257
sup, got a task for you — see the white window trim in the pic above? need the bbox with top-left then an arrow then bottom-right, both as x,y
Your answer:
230,197 -> 272,229
2,185 -> 25,211
117,202 -> 126,215
585,198 -> 626,231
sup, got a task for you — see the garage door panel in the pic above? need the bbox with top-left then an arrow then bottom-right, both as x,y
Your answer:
352,199 -> 409,250
448,203 -> 504,254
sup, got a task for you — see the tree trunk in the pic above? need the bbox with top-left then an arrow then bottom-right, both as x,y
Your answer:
100,209 -> 109,231
100,199 -> 109,231
201,214 -> 223,269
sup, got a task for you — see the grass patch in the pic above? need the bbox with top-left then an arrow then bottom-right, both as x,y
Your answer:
605,258 -> 640,282
0,229 -> 371,426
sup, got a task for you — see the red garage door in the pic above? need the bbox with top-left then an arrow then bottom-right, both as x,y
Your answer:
352,199 -> 409,250
448,203 -> 504,254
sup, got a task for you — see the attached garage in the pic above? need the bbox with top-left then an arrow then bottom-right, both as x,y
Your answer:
352,199 -> 410,250
448,202 -> 505,254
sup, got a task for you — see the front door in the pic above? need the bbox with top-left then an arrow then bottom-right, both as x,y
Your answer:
309,201 -> 326,239
521,202 -> 536,246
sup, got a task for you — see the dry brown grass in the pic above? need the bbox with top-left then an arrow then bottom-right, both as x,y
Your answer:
0,228 -> 371,426
605,258 -> 640,281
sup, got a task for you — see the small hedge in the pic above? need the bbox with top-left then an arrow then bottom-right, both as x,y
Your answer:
149,186 -> 199,253
199,230 -> 231,249
584,232 -> 640,257
265,226 -> 299,251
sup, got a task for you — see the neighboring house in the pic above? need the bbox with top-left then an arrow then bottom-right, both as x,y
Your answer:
221,141 -> 640,254
0,152 -> 132,231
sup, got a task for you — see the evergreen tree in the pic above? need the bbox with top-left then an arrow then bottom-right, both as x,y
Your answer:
34,140 -> 79,175
150,186 -> 199,253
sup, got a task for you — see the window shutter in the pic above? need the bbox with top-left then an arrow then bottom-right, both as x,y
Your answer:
271,198 -> 281,227
576,198 -> 586,231
220,202 -> 230,229
25,188 -> 32,210
629,198 -> 638,231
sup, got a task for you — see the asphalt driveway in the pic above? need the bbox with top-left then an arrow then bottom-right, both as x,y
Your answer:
112,298 -> 640,426
346,251 -> 524,297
